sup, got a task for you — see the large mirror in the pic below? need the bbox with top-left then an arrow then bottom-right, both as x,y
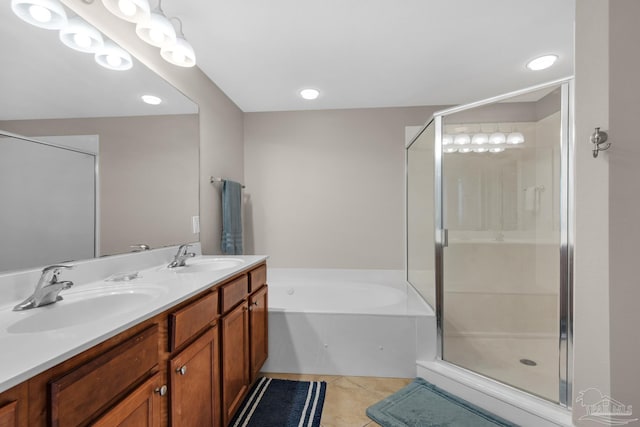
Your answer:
0,2 -> 200,273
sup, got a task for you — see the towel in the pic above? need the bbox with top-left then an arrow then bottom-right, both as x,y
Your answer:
524,186 -> 542,213
221,180 -> 243,255
524,186 -> 536,212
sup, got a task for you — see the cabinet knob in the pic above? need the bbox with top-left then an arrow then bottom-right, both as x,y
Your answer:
155,385 -> 168,396
177,365 -> 187,375
252,301 -> 259,306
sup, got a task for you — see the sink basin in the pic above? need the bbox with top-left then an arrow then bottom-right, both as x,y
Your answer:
5,284 -> 166,334
168,257 -> 245,274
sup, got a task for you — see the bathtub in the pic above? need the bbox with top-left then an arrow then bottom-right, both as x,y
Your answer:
261,269 -> 435,378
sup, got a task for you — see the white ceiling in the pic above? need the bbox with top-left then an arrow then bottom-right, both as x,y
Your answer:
164,0 -> 575,112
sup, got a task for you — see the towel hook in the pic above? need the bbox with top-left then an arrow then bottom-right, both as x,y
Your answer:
590,127 -> 611,158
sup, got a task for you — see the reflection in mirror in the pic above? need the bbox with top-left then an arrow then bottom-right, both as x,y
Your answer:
442,86 -> 561,242
0,2 -> 199,273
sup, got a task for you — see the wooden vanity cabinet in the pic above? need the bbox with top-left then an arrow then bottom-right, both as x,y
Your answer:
49,325 -> 159,427
0,382 -> 27,427
3,262 -> 268,427
221,264 -> 269,425
167,290 -> 221,427
221,300 -> 250,426
91,373 -> 162,427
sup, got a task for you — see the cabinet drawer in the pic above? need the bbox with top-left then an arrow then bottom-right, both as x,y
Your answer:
170,291 -> 218,351
50,325 -> 158,427
221,275 -> 248,313
248,264 -> 267,293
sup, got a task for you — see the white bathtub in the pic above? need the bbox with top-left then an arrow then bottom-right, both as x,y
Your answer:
261,269 -> 435,378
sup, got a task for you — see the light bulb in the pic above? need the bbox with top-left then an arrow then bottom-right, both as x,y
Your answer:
442,134 -> 454,146
443,147 -> 458,154
471,133 -> 489,145
489,132 -> 506,144
489,147 -> 505,153
454,134 -> 471,145
118,0 -> 136,16
106,54 -> 122,67
526,55 -> 558,71
29,4 -> 51,22
300,89 -> 320,100
172,50 -> 185,63
141,95 -> 162,105
149,27 -> 164,44
507,132 -> 525,144
473,147 -> 489,153
459,147 -> 472,153
73,33 -> 92,48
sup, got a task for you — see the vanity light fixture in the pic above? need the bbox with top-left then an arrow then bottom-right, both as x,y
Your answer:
141,94 -> 162,105
135,0 -> 176,48
443,147 -> 458,154
160,17 -> 196,67
300,88 -> 320,100
442,134 -> 454,146
101,0 -> 150,23
489,147 -> 505,153
473,147 -> 489,153
59,16 -> 104,53
11,0 -> 68,30
526,54 -> 558,71
95,40 -> 133,70
458,147 -> 473,154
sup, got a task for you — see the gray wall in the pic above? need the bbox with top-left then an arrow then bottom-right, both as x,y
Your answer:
609,0 -> 640,417
244,106 -> 442,268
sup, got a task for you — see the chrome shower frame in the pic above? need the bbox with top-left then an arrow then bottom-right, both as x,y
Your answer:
407,77 -> 574,408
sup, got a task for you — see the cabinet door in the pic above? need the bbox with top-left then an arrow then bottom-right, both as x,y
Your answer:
0,401 -> 17,427
221,301 -> 250,426
249,285 -> 268,382
170,326 -> 220,427
91,374 -> 162,427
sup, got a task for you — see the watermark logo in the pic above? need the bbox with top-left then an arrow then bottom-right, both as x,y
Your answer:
576,388 -> 638,425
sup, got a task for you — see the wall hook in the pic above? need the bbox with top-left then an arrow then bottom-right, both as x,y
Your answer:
590,127 -> 611,158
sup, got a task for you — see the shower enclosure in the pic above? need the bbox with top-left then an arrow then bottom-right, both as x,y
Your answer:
407,79 -> 573,407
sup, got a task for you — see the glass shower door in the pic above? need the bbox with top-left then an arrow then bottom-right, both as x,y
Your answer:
438,83 -> 569,404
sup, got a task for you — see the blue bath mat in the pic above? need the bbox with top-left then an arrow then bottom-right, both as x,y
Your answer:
230,377 -> 326,427
366,378 -> 517,427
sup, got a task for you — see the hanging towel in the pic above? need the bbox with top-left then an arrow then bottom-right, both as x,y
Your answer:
221,180 -> 243,255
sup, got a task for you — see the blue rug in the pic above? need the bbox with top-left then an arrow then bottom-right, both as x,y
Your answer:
366,378 -> 518,427
230,377 -> 327,427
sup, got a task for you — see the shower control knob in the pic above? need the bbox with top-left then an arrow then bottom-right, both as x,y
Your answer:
177,365 -> 187,375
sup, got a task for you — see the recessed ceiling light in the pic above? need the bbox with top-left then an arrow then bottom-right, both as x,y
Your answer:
141,94 -> 162,105
300,88 -> 320,100
526,55 -> 558,71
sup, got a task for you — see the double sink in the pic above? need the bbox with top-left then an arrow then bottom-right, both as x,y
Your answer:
1,257 -> 245,335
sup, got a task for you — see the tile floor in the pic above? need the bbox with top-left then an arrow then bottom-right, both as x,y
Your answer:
263,372 -> 413,427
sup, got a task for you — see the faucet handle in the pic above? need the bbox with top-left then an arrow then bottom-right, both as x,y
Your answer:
41,264 -> 74,282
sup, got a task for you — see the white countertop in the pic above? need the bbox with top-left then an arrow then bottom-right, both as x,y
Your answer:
0,253 -> 268,393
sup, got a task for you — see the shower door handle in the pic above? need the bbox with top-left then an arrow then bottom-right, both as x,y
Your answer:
443,228 -> 449,248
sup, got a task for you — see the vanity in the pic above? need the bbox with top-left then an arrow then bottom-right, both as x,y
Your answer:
0,248 -> 268,427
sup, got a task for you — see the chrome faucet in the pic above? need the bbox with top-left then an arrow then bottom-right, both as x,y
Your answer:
168,244 -> 196,268
13,265 -> 74,311
130,244 -> 150,252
